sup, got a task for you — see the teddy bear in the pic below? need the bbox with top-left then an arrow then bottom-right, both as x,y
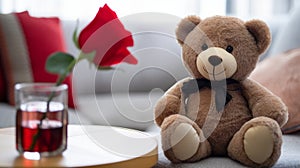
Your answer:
154,15 -> 288,167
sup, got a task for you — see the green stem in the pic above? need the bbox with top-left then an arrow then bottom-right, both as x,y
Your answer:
29,57 -> 78,151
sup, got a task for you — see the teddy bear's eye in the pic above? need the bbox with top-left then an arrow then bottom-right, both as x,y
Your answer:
226,45 -> 233,53
201,43 -> 208,51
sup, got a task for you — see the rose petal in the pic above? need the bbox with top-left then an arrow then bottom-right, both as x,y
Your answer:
97,47 -> 137,66
121,52 -> 138,65
78,4 -> 137,67
78,4 -> 117,48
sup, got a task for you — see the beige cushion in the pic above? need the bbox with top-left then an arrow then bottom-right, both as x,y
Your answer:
251,49 -> 300,133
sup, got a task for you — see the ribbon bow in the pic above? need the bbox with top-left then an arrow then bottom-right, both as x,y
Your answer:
182,78 -> 239,112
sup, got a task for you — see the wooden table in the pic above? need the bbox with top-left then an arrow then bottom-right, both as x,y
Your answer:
0,125 -> 158,168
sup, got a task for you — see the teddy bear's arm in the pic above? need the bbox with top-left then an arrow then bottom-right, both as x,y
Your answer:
240,78 -> 288,127
154,78 -> 191,127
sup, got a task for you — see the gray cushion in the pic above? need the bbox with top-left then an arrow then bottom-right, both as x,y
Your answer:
0,103 -> 15,128
75,92 -> 164,130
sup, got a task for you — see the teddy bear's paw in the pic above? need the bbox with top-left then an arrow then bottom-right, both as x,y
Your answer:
243,125 -> 274,164
170,123 -> 200,161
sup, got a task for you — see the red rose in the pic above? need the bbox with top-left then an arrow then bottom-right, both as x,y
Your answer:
78,4 -> 137,67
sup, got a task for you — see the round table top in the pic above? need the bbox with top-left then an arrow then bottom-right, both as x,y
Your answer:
0,125 -> 158,168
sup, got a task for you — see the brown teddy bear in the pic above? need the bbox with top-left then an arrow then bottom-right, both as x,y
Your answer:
154,15 -> 288,167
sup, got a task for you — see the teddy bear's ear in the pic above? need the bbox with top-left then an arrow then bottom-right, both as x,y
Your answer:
245,19 -> 271,54
176,15 -> 201,45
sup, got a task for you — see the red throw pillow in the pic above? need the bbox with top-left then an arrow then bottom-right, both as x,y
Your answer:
0,11 -> 75,108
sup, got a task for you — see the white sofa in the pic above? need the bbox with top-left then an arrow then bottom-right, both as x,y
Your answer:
1,10 -> 300,167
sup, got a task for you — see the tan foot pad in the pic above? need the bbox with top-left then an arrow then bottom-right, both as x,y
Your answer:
170,123 -> 200,161
244,125 -> 274,164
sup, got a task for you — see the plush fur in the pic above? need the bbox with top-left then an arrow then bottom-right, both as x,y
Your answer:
154,15 -> 288,167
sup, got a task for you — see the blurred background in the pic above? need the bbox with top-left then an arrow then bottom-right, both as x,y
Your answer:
1,0 -> 300,130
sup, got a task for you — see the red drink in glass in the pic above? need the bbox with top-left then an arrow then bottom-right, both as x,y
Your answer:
16,101 -> 67,154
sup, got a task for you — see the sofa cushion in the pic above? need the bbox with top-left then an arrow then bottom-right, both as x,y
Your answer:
0,11 -> 75,107
0,68 -> 5,102
251,49 -> 300,133
76,92 -> 164,130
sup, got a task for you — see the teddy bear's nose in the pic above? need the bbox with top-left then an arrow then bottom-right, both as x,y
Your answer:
208,55 -> 223,66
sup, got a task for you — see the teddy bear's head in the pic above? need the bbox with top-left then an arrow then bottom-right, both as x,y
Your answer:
176,15 -> 271,81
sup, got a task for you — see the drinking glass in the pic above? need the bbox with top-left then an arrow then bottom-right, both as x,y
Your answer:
15,83 -> 68,159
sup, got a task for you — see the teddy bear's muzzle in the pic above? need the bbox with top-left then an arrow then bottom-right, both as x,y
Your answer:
196,47 -> 237,81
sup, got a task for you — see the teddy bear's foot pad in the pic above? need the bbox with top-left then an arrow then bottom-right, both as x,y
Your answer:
170,123 -> 200,161
244,125 -> 274,164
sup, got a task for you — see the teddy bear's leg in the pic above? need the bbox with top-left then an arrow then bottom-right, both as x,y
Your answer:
227,116 -> 282,167
161,114 -> 211,163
